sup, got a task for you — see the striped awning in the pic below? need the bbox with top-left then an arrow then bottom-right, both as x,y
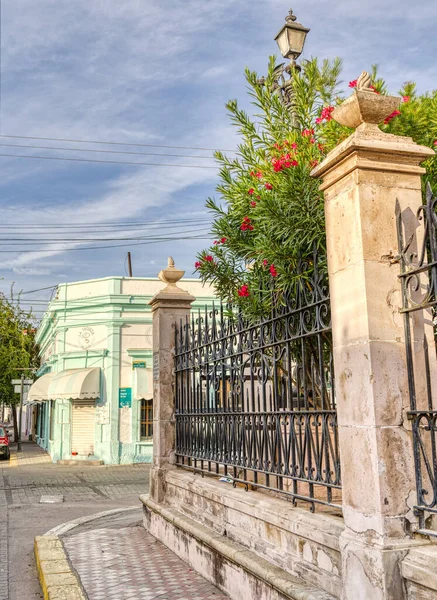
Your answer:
48,368 -> 100,401
27,373 -> 55,402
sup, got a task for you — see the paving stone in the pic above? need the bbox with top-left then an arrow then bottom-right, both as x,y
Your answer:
64,526 -> 229,600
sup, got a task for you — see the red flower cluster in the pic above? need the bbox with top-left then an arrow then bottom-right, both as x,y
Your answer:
248,188 -> 255,195
269,264 -> 278,277
302,129 -> 314,137
265,182 -> 273,190
349,79 -> 357,88
315,106 -> 334,124
250,201 -> 257,207
263,259 -> 268,266
250,170 -> 263,179
272,155 -> 298,172
241,216 -> 254,231
213,237 -> 227,245
238,285 -> 250,297
434,140 -> 437,146
195,255 -> 214,268
310,159 -> 319,168
384,109 -> 401,125
402,96 -> 410,103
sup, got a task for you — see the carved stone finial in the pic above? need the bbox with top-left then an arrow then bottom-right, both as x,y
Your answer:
356,71 -> 374,92
158,257 -> 185,291
331,70 -> 400,130
285,8 -> 297,23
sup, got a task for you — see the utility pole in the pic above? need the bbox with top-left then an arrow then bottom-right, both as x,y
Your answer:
127,252 -> 133,277
17,373 -> 24,452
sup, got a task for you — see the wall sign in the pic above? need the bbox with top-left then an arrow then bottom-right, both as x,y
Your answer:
119,387 -> 132,408
132,361 -> 146,369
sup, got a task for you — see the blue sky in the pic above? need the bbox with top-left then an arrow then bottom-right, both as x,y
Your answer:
0,0 -> 436,315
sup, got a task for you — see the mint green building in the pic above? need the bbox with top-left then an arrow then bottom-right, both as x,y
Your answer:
28,275 -> 214,464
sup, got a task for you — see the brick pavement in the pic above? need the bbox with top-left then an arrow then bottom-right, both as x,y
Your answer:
64,524 -> 229,600
0,442 -> 152,600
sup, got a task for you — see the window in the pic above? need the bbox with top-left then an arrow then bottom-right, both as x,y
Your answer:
140,399 -> 153,439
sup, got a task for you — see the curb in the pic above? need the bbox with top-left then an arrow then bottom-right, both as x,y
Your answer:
45,505 -> 140,536
34,535 -> 87,600
36,506 -> 140,599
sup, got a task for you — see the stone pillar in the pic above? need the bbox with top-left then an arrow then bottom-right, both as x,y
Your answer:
148,258 -> 195,503
311,74 -> 434,599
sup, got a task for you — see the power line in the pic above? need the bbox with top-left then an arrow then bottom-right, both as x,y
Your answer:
0,142 -> 219,160
0,217 -> 211,229
0,152 -> 219,168
20,285 -> 58,295
0,220 -> 211,232
0,134 -> 237,154
0,234 -> 210,253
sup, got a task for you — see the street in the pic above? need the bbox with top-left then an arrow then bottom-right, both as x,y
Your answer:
0,442 -> 150,600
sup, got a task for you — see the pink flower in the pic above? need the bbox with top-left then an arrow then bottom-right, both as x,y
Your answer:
317,143 -> 325,152
250,201 -> 257,208
317,106 -> 334,124
310,159 -> 319,168
248,188 -> 255,195
205,255 -> 214,262
291,143 -> 298,150
384,109 -> 401,125
265,182 -> 273,190
213,240 -> 219,245
241,216 -> 254,231
310,138 -> 316,144
250,170 -> 255,177
220,237 -> 227,243
369,85 -> 380,94
194,261 -> 202,269
263,259 -> 268,266
270,264 -> 278,277
238,285 -> 250,297
255,171 -> 263,179
291,160 -> 298,167
402,96 -> 410,103
302,129 -> 314,137
434,140 -> 437,146
273,143 -> 282,150
349,79 -> 358,88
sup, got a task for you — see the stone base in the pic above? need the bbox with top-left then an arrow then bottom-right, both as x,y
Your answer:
402,545 -> 437,599
142,495 -> 335,600
340,529 -> 430,600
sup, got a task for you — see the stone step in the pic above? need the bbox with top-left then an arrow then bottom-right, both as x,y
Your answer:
57,459 -> 104,466
142,494 -> 336,600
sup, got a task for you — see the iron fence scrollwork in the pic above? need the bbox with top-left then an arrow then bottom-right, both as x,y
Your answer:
174,249 -> 341,510
397,183 -> 437,535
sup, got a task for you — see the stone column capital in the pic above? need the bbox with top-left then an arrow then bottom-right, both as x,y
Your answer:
311,127 -> 434,192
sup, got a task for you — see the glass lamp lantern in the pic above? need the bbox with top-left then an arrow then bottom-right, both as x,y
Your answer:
274,9 -> 310,60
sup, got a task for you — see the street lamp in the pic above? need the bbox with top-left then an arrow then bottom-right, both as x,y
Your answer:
274,9 -> 309,68
258,9 -> 309,125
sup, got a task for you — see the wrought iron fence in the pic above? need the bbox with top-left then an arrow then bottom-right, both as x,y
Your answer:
174,250 -> 341,510
397,183 -> 437,535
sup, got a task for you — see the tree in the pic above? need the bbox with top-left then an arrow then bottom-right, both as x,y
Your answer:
195,57 -> 437,316
0,289 -> 39,440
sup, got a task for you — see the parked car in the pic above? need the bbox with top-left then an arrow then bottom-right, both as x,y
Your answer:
0,426 -> 10,460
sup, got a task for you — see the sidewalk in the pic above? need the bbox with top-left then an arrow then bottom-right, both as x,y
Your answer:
40,509 -> 229,600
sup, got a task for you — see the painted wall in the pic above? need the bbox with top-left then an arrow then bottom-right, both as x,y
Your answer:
35,276 -> 215,464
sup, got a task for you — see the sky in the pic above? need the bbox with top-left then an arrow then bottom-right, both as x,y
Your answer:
0,0 -> 436,316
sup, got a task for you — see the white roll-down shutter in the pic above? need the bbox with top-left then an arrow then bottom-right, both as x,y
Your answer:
71,403 -> 95,456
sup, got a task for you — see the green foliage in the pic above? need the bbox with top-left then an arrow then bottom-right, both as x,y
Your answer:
196,57 -> 437,316
0,289 -> 39,407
